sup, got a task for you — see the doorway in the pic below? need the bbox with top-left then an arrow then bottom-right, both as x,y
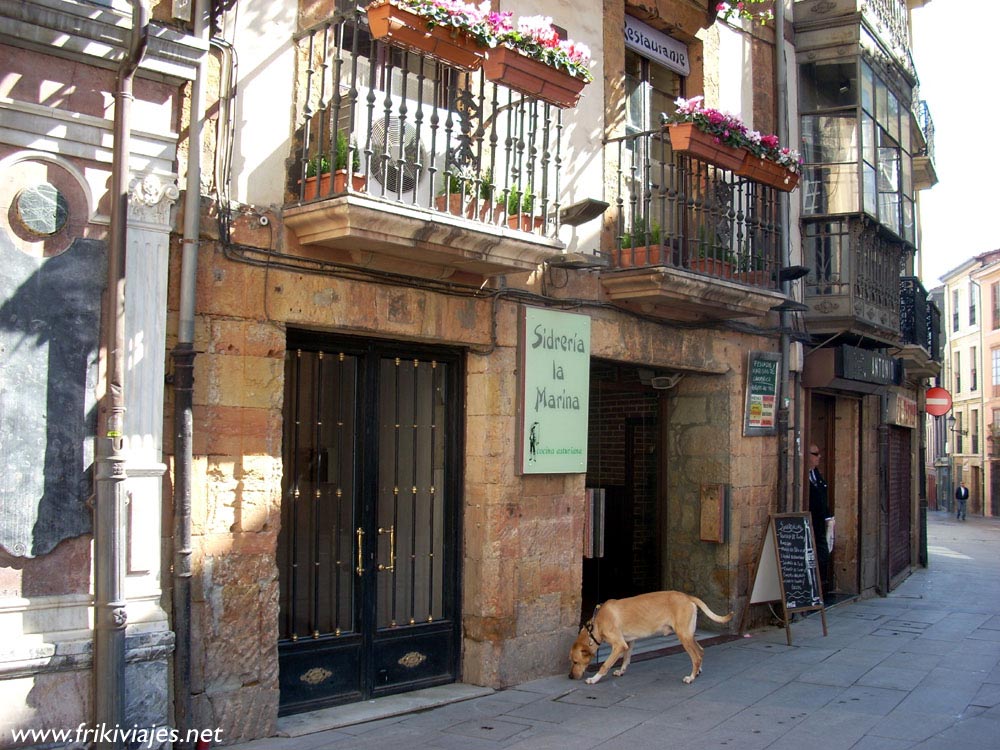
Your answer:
582,362 -> 663,619
276,333 -> 462,714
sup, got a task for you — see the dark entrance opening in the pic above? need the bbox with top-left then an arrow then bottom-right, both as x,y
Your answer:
582,362 -> 664,620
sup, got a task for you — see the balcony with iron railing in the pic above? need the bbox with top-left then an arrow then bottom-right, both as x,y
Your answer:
802,216 -> 905,345
899,276 -> 942,378
282,7 -> 569,282
599,128 -> 787,322
913,99 -> 938,190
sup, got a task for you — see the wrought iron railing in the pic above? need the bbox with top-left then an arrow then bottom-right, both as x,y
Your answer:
290,7 -> 564,238
915,100 -> 935,163
605,128 -> 781,290
927,299 -> 942,362
803,217 -> 903,334
900,276 -> 928,347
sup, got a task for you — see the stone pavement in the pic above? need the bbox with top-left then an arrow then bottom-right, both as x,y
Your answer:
236,511 -> 1000,749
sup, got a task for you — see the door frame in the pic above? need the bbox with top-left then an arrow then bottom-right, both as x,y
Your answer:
277,330 -> 464,714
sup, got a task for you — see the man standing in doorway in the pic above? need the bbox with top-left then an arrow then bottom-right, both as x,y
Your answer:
808,444 -> 834,595
955,480 -> 969,521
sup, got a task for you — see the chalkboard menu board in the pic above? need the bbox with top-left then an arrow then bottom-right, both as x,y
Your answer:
773,515 -> 822,610
744,513 -> 827,645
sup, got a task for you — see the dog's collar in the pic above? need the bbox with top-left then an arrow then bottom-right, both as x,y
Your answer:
584,604 -> 602,646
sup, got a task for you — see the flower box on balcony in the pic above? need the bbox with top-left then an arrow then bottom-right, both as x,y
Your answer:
666,122 -> 745,172
736,153 -> 800,192
483,46 -> 587,108
301,170 -> 367,201
613,245 -> 662,267
366,0 -> 486,71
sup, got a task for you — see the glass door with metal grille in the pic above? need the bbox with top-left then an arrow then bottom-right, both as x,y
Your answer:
277,335 -> 461,714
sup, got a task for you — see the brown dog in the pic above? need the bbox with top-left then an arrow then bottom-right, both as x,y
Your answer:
569,591 -> 733,685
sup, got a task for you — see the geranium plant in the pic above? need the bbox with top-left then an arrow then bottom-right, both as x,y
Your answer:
386,1 -> 593,82
715,1 -> 774,25
665,96 -> 801,172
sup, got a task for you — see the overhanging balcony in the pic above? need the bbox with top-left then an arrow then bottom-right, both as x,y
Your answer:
600,128 -> 787,322
802,216 -> 905,345
283,8 -> 568,283
898,276 -> 941,379
912,99 -> 937,190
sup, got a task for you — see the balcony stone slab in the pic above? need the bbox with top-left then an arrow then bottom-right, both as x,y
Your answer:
600,267 -> 787,322
283,194 -> 562,281
896,343 -> 941,380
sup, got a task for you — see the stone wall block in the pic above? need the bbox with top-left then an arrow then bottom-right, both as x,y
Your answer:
515,592 -> 562,637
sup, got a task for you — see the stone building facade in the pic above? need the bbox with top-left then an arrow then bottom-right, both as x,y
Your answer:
0,0 -> 938,746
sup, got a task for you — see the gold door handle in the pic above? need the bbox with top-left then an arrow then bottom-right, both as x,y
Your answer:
356,527 -> 364,576
378,525 -> 395,572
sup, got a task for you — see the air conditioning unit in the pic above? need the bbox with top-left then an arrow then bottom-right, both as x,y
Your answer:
348,58 -> 460,207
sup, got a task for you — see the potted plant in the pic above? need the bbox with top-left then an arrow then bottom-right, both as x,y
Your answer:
482,15 -> 593,108
688,226 -> 736,278
663,96 -> 801,187
365,0 -> 492,71
615,216 -> 663,267
435,169 -> 470,215
301,132 -> 364,200
505,184 -> 543,231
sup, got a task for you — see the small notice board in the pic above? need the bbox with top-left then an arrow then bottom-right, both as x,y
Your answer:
742,513 -> 827,645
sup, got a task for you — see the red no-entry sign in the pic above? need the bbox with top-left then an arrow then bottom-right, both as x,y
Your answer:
925,386 -> 953,417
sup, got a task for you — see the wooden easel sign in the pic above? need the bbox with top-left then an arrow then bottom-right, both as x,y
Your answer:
744,513 -> 827,645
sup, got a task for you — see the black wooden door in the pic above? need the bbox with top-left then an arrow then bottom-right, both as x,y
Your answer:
277,335 -> 461,714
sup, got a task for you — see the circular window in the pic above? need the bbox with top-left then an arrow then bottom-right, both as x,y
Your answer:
14,183 -> 70,237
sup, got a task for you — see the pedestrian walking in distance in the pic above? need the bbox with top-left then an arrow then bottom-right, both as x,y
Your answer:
955,480 -> 969,521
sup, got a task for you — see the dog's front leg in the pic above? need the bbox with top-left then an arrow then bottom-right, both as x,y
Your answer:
585,641 -> 625,685
613,641 -> 636,677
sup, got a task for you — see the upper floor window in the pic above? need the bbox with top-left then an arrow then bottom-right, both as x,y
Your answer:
954,350 -> 961,393
625,50 -> 682,135
799,58 -> 915,244
972,409 -> 980,454
992,347 -> 1000,393
971,346 -> 978,391
953,288 -> 960,332
970,282 -> 979,326
992,282 -> 1000,330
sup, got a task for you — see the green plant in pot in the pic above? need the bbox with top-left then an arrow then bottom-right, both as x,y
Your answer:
618,215 -> 662,266
506,183 -> 543,230
302,131 -> 363,198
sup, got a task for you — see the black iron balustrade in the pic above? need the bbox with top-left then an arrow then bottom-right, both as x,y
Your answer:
927,299 -> 942,363
916,100 -> 935,163
900,276 -> 928,348
803,217 -> 903,337
605,128 -> 781,291
290,8 -> 564,238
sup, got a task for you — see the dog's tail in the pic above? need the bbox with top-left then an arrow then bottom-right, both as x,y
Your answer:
690,596 -> 734,624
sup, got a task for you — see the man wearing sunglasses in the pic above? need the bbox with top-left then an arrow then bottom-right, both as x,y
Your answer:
807,444 -> 834,596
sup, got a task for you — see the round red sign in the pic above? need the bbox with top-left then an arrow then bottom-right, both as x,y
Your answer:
925,386 -> 953,417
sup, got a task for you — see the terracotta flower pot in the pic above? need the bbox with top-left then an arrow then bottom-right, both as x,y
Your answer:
613,245 -> 662,267
366,0 -> 486,71
301,170 -> 367,200
666,122 -> 745,173
483,46 -> 587,108
506,213 -> 545,232
736,152 -> 800,192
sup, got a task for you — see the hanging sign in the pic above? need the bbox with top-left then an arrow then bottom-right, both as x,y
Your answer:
744,351 -> 781,436
517,307 -> 591,474
624,15 -> 690,76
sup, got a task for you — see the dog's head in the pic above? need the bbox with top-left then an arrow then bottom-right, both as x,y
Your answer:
568,626 -> 597,679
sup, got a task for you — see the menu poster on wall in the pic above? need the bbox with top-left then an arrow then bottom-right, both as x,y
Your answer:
517,307 -> 591,474
744,351 -> 781,436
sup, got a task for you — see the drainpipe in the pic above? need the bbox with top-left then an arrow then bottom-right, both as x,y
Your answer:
774,0 -> 793,512
94,1 -> 149,746
172,0 -> 208,743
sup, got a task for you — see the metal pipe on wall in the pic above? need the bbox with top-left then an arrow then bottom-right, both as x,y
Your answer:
95,1 -> 149,746
172,0 -> 208,743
